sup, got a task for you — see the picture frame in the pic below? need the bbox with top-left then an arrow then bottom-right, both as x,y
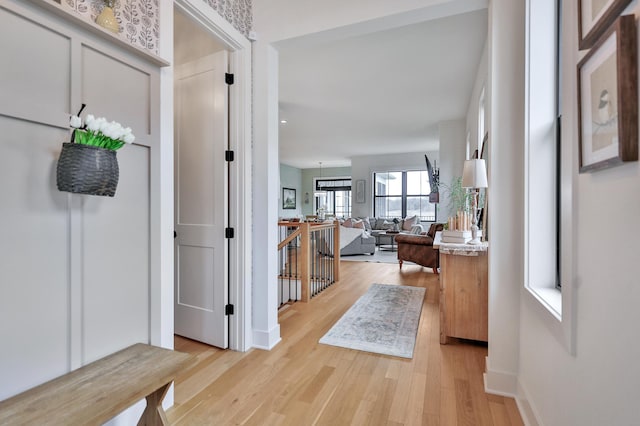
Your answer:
355,179 -> 365,203
578,0 -> 633,50
577,15 -> 637,173
282,187 -> 296,209
480,132 -> 489,242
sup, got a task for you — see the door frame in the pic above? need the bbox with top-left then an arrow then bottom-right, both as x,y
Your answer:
155,0 -> 252,352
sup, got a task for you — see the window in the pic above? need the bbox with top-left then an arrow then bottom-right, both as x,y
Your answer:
373,171 -> 436,221
524,0 -> 574,353
315,178 -> 351,217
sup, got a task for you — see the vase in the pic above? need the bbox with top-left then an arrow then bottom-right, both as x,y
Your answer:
56,143 -> 119,197
96,6 -> 120,34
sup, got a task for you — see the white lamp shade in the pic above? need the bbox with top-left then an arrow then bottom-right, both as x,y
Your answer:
461,159 -> 488,188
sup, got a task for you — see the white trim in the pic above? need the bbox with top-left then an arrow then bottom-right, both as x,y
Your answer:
478,86 -> 486,154
227,36 -> 253,352
523,0 -> 576,355
483,356 -> 518,397
516,380 -> 543,426
252,325 -> 282,350
160,0 -> 253,353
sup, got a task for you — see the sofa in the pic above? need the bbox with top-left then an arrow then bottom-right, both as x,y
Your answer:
360,216 -> 421,246
316,220 -> 376,256
395,223 -> 445,272
340,232 -> 376,255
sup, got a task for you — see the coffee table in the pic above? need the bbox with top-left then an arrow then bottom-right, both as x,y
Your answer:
375,231 -> 400,251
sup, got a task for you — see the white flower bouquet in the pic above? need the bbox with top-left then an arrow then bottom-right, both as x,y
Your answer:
56,104 -> 133,197
69,103 -> 135,150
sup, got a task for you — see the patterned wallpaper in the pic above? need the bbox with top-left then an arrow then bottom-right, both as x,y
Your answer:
61,0 -> 253,55
204,0 -> 253,38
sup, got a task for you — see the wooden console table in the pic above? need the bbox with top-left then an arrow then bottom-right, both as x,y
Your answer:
436,237 -> 488,344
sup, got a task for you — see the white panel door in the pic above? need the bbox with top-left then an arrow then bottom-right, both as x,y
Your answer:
175,51 -> 229,348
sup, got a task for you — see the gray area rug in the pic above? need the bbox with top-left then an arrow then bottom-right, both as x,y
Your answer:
319,283 -> 426,358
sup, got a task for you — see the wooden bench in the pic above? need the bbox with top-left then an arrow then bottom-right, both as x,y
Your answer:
0,343 -> 195,425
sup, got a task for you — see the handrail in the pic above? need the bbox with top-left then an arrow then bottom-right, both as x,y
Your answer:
277,220 -> 340,304
277,228 -> 302,251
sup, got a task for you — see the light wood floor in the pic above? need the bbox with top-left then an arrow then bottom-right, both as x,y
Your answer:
167,261 -> 523,426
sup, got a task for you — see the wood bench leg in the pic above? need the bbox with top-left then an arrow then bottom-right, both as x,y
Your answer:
138,383 -> 171,426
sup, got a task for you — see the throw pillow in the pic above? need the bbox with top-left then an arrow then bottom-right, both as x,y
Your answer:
343,217 -> 354,228
358,217 -> 372,231
381,220 -> 394,230
352,219 -> 365,229
402,215 -> 418,231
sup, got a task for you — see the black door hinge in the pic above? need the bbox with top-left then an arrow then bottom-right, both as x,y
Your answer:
225,73 -> 234,85
225,227 -> 235,238
225,304 -> 234,315
225,150 -> 234,161
174,231 -> 177,239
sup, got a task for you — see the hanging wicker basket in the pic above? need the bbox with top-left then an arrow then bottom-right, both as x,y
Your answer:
56,142 -> 119,197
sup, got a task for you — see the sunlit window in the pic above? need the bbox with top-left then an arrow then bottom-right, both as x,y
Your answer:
373,171 -> 436,221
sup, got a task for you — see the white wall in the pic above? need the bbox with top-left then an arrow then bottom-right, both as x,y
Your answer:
350,152 -> 438,219
438,120 -> 467,220
301,166 -> 352,216
0,3 -> 159,423
483,0 -> 524,396
279,163 -> 302,218
466,40 -> 489,156
516,1 -> 640,425
251,40 -> 281,349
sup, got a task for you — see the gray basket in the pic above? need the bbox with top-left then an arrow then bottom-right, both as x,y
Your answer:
56,142 -> 119,197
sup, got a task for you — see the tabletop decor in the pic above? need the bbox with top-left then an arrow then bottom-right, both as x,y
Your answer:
577,15 -> 637,172
56,104 -> 135,197
95,0 -> 120,34
462,159 -> 488,244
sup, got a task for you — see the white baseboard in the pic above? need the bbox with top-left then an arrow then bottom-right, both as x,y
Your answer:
483,360 -> 518,397
252,324 -> 281,350
483,356 -> 544,426
515,380 -> 542,426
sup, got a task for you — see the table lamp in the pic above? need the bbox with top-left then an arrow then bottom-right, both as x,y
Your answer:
462,159 -> 488,244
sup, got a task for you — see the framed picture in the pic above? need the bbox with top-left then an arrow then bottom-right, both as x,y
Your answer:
480,133 -> 489,241
355,179 -> 365,203
577,15 -> 637,173
578,0 -> 633,50
282,187 -> 296,209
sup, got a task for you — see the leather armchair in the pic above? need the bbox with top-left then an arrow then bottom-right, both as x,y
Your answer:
395,223 -> 444,272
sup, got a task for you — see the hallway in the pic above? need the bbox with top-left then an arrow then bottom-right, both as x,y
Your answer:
168,261 -> 522,425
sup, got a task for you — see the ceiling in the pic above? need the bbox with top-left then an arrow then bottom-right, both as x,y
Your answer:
278,9 -> 488,169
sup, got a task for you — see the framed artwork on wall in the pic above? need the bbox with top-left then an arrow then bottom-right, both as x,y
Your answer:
355,179 -> 365,203
577,15 -> 637,173
578,0 -> 633,50
480,132 -> 489,241
282,187 -> 296,209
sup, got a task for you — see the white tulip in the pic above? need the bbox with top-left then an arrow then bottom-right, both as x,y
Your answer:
86,115 -> 100,132
123,133 -> 135,144
70,115 -> 82,128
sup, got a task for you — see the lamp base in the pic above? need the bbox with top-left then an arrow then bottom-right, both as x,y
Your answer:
467,223 -> 482,245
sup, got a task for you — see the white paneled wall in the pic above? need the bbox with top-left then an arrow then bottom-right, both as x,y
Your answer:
0,1 -> 159,411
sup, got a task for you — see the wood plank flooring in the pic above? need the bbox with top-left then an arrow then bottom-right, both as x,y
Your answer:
167,261 -> 523,425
